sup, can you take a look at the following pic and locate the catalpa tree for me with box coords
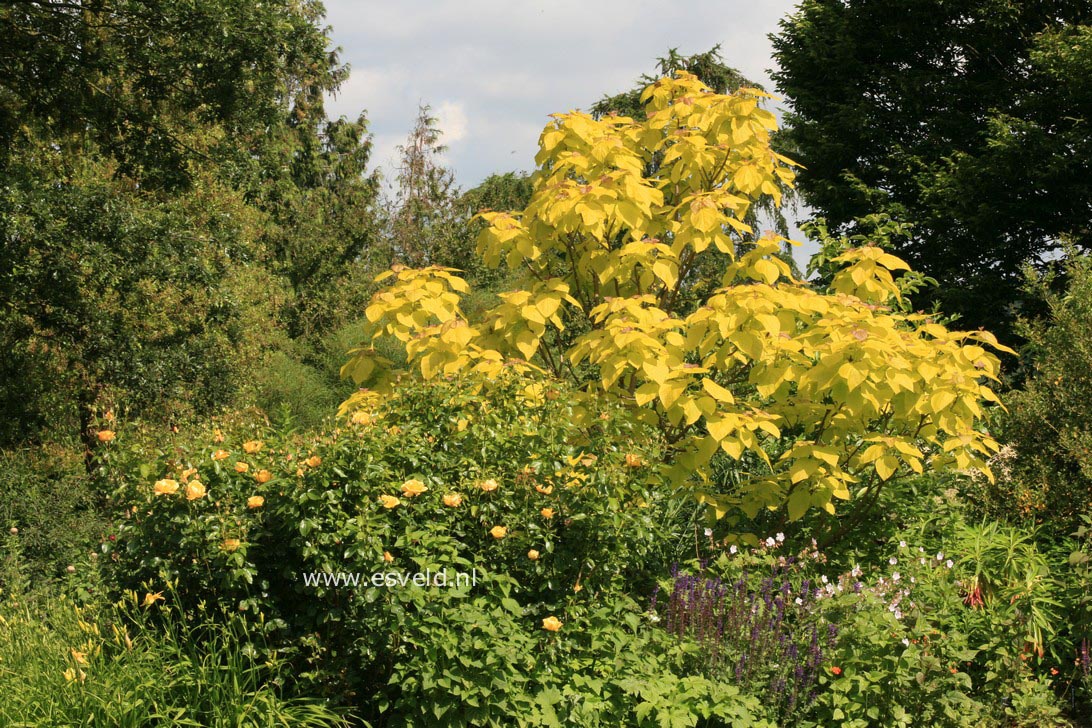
[342,72,1010,537]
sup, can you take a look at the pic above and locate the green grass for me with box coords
[0,589,353,727]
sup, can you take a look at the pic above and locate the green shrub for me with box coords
[0,445,107,583]
[108,371,743,723]
[979,254,1092,536]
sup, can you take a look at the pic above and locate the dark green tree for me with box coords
[772,1,1092,336]
[0,0,381,453]
[589,46,758,120]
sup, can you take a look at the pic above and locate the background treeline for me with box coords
[0,0,535,456]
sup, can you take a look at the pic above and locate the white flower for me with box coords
[894,609,903,619]
[936,552,944,561]
[821,575,828,584]
[899,540,907,548]
[794,597,803,605]
[730,545,738,554]
[704,528,713,537]
[765,536,776,547]
[919,558,927,565]
[851,564,862,578]
[946,559,954,569]
[892,572,901,582]
[910,576,916,584]
[648,613,661,623]
[902,638,910,646]
[776,532,785,542]
[889,557,898,565]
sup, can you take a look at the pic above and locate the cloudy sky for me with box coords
[322,0,814,258]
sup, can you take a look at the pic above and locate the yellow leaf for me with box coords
[930,390,957,413]
[701,378,735,403]
[753,258,780,285]
[652,258,679,288]
[875,455,898,481]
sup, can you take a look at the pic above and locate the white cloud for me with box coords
[320,0,817,264]
[434,100,468,144]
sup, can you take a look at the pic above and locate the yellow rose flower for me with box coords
[534,483,554,495]
[542,616,563,632]
[625,453,643,468]
[234,461,249,473]
[400,479,428,497]
[528,549,540,560]
[540,508,554,519]
[443,492,463,507]
[379,495,400,509]
[305,455,322,468]
[479,478,499,493]
[247,496,264,509]
[212,449,229,461]
[383,550,394,563]
[254,469,272,484]
[243,440,263,454]
[296,468,305,477]
[221,538,241,552]
[153,478,179,496]
[351,411,373,425]
[489,525,508,539]
[213,428,225,443]
[180,467,197,482]
[97,429,115,443]
[184,480,207,501]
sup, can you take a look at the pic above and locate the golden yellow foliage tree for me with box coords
[342,72,1011,537]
